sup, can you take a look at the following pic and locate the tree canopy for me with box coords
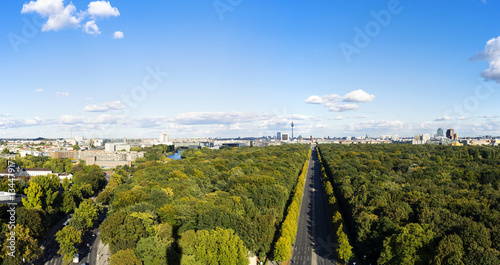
[100,145,310,262]
[318,143,500,264]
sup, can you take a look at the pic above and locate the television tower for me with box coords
[291,115,294,140]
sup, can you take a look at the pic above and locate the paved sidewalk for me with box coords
[95,236,110,265]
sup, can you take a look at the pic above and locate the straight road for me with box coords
[38,204,109,265]
[291,145,337,265]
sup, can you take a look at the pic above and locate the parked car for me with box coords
[73,253,79,263]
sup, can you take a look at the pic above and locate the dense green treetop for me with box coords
[100,145,310,262]
[318,144,500,265]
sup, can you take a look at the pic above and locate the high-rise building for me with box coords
[446,129,454,139]
[159,133,169,143]
[454,133,458,140]
[281,133,289,141]
[437,128,444,137]
[277,132,282,140]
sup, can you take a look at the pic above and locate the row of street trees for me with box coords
[0,156,106,264]
[318,144,500,265]
[317,147,353,264]
[274,150,310,262]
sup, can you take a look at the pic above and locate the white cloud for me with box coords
[329,104,359,112]
[343,89,375,103]
[24,117,44,126]
[0,117,54,129]
[471,36,500,83]
[21,0,121,34]
[84,101,126,112]
[90,114,120,124]
[56,91,69,97]
[86,97,94,101]
[0,111,323,138]
[334,115,344,120]
[483,115,498,120]
[84,20,101,35]
[324,94,343,102]
[348,120,405,131]
[113,31,124,39]
[35,89,44,92]
[306,90,374,113]
[87,1,120,18]
[434,116,452,121]
[306,94,342,105]
[168,111,274,125]
[471,120,500,134]
[58,114,121,126]
[22,0,82,32]
[21,0,64,17]
[59,115,84,125]
[305,95,324,104]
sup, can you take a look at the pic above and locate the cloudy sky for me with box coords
[1,0,500,138]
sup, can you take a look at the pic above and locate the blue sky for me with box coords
[1,0,500,138]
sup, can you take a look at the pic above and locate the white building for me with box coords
[92,139,104,147]
[19,150,49,157]
[0,167,72,182]
[160,133,169,143]
[157,134,172,145]
[24,168,54,177]
[105,143,131,152]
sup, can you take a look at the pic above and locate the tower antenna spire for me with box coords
[291,115,294,140]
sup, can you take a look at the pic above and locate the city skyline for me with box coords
[2,0,500,138]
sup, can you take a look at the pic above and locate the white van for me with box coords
[73,253,79,263]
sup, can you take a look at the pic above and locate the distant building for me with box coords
[78,150,144,169]
[50,151,75,159]
[446,129,455,140]
[92,139,104,147]
[437,128,444,137]
[0,167,71,181]
[160,133,169,143]
[454,133,458,140]
[281,133,289,141]
[277,132,282,141]
[222,143,247,148]
[105,143,130,152]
